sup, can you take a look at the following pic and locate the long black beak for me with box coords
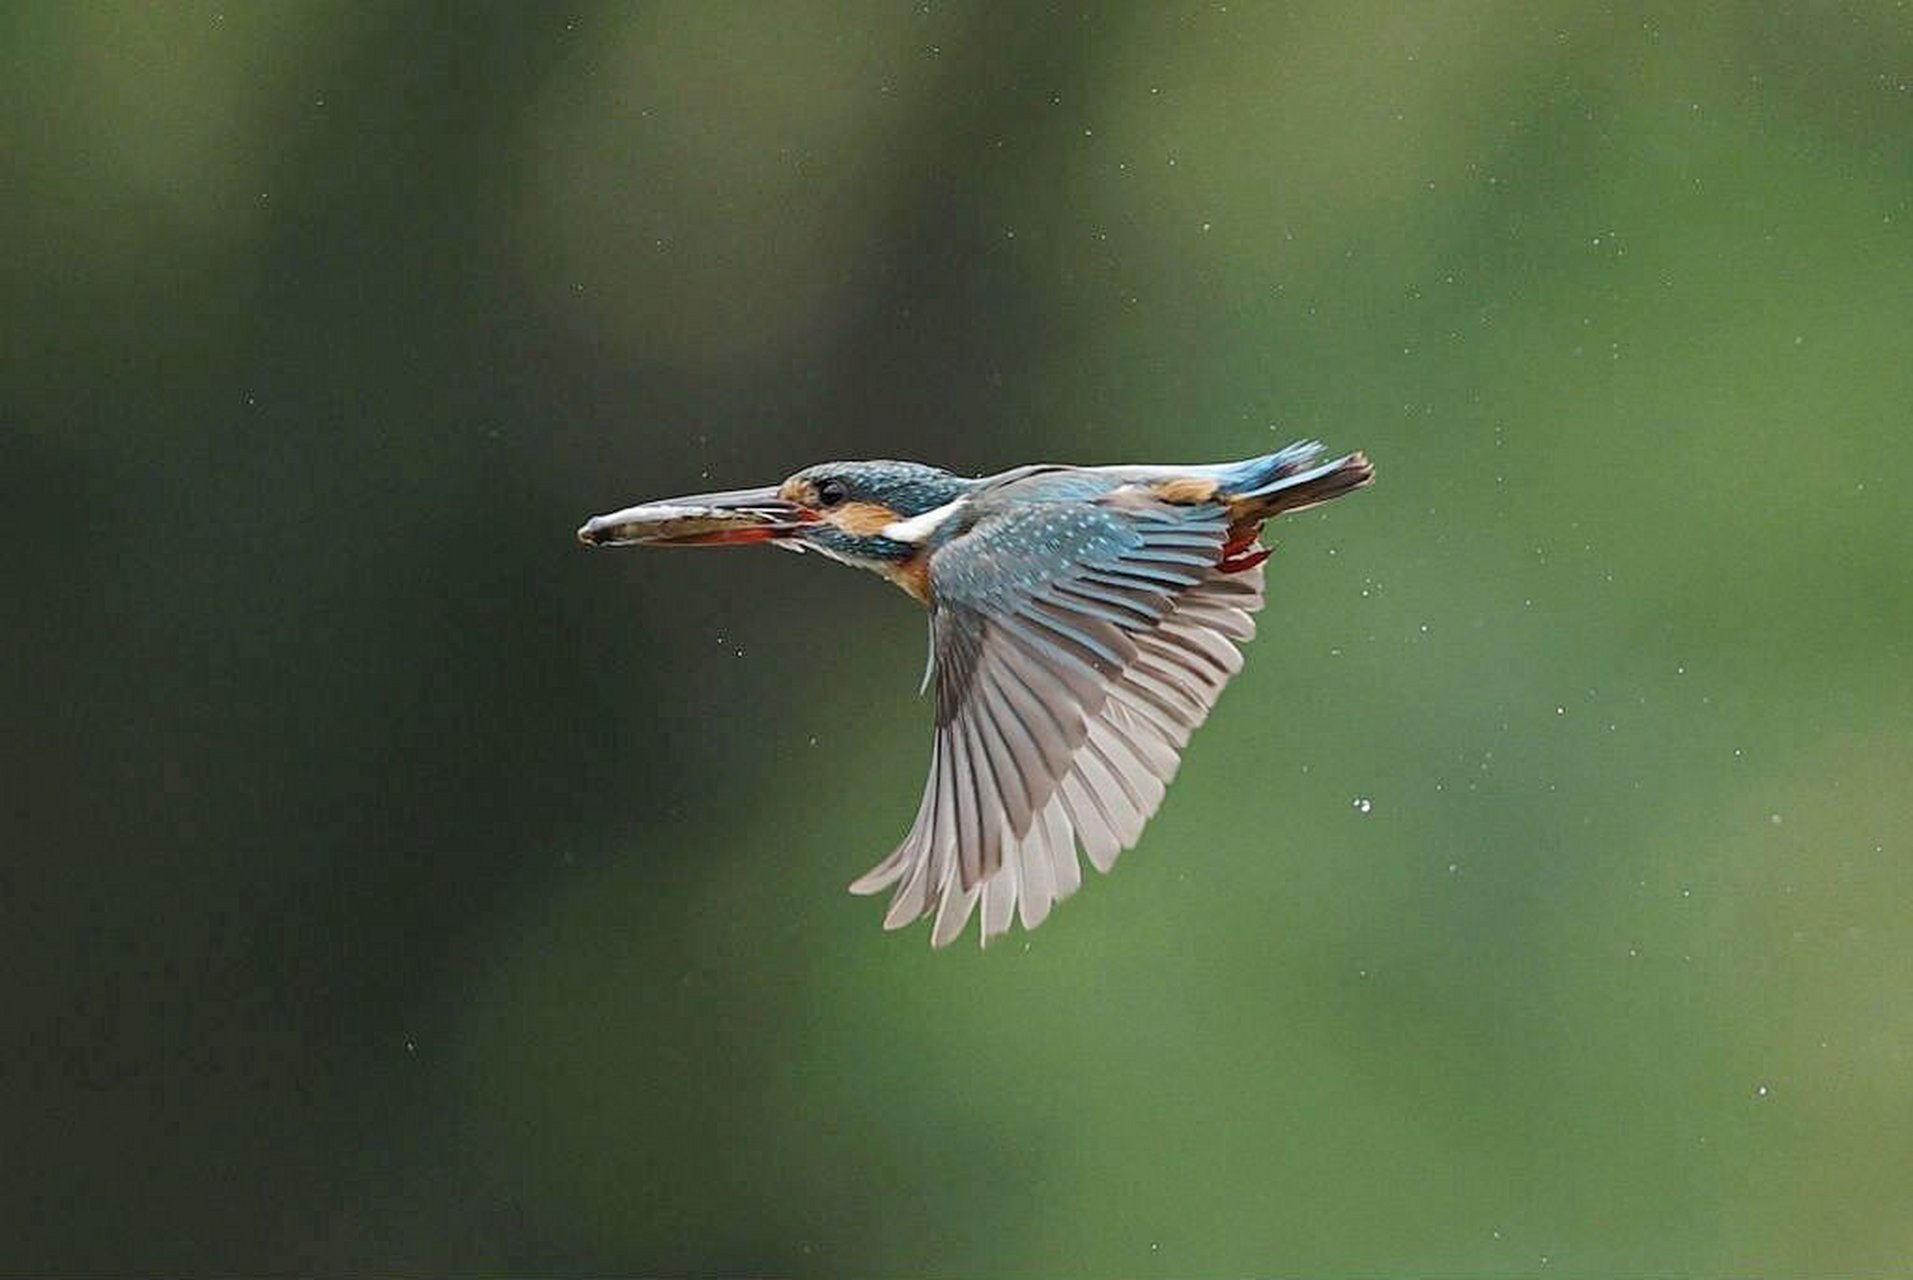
[577,484,810,548]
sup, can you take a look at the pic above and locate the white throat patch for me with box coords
[881,497,966,545]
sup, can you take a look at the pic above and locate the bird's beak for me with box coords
[577,484,812,548]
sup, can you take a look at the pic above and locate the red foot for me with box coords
[1218,546,1270,574]
[1217,527,1270,574]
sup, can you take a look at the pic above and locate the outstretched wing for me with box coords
[848,485,1267,946]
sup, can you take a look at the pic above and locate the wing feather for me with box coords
[1058,770,1120,870]
[953,709,991,889]
[1042,803,1081,902]
[852,483,1271,945]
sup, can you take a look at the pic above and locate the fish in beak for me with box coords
[577,485,812,548]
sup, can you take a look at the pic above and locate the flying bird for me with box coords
[579,441,1373,947]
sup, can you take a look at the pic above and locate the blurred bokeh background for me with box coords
[5,2,1911,1272]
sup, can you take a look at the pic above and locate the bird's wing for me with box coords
[848,489,1268,946]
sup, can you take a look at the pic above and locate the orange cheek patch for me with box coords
[834,500,901,536]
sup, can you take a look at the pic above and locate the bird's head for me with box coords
[579,459,973,576]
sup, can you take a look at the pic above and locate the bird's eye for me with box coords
[815,478,849,507]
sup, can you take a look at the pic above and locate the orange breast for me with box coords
[883,553,932,604]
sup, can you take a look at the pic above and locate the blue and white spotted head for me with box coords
[580,441,1374,947]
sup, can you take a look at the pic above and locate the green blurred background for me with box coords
[5,2,1911,1272]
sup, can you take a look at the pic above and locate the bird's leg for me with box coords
[1217,525,1272,574]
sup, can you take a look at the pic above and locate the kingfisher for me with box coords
[579,440,1373,947]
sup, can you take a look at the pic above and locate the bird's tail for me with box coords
[1222,443,1375,523]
